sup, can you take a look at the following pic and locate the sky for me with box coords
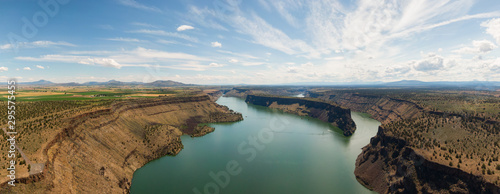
[1,0,500,84]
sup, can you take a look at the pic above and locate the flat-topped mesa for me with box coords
[245,95,356,136]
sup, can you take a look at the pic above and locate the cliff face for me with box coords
[245,95,356,136]
[205,90,224,102]
[1,95,242,193]
[320,92,500,193]
[355,126,500,193]
[324,93,423,124]
[224,88,250,98]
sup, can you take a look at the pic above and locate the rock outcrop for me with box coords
[355,126,500,193]
[245,95,356,136]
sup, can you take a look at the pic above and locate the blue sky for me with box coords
[1,0,500,84]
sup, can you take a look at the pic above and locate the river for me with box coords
[130,96,380,193]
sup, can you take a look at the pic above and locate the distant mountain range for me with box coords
[278,80,500,88]
[381,80,500,88]
[19,79,500,89]
[19,79,194,87]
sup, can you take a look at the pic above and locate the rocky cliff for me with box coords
[245,95,356,136]
[355,126,500,193]
[318,91,500,193]
[322,93,423,124]
[224,88,250,98]
[0,95,242,193]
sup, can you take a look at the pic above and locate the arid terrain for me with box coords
[0,86,242,193]
[309,87,500,193]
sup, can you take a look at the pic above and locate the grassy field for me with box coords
[0,86,193,101]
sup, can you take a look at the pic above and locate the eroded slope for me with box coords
[0,95,242,193]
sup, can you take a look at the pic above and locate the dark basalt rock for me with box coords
[355,126,500,194]
[245,95,356,136]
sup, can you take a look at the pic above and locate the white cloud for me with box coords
[241,62,265,66]
[157,39,178,45]
[286,66,299,73]
[23,67,31,70]
[481,18,500,44]
[414,53,444,72]
[131,22,158,28]
[32,41,75,47]
[165,62,211,71]
[270,0,302,27]
[187,6,228,31]
[116,0,161,12]
[229,59,238,63]
[0,44,12,50]
[301,62,314,67]
[324,56,344,60]
[36,65,45,69]
[16,55,122,69]
[130,29,198,42]
[106,37,140,42]
[453,40,497,54]
[384,66,411,78]
[15,47,210,70]
[217,50,259,59]
[0,41,76,50]
[83,58,122,69]
[207,0,497,60]
[0,67,8,72]
[211,41,222,47]
[230,12,318,57]
[126,47,209,61]
[257,0,271,11]
[177,25,194,31]
[209,63,224,67]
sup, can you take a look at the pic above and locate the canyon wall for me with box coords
[355,126,499,193]
[322,93,423,124]
[1,95,242,193]
[245,95,356,136]
[224,88,250,98]
[320,92,499,193]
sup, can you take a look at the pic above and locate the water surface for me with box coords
[131,97,380,193]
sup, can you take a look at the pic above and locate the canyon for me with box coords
[314,90,500,193]
[0,95,242,193]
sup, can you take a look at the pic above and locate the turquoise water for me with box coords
[130,97,380,194]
